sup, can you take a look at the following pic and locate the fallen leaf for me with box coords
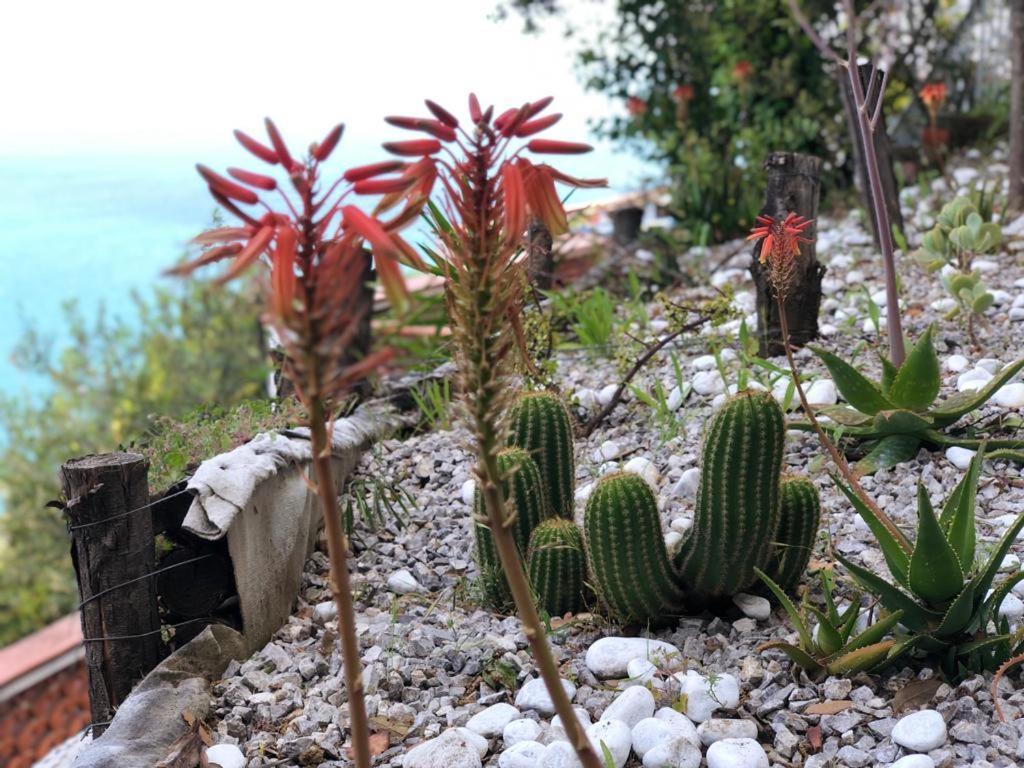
[348,732,390,760]
[807,724,822,751]
[893,677,942,713]
[805,699,854,715]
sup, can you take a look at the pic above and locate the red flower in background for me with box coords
[626,96,647,117]
[920,82,948,113]
[672,84,695,103]
[732,60,753,82]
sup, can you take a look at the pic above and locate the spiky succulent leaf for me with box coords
[871,410,934,436]
[826,640,897,675]
[833,475,910,586]
[808,606,842,655]
[888,326,940,411]
[843,610,904,653]
[941,446,983,567]
[812,347,894,415]
[754,567,814,650]
[931,581,976,637]
[836,553,942,631]
[908,484,965,605]
[759,641,823,673]
[931,359,1024,427]
[854,434,923,476]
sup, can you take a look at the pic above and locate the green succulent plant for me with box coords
[834,445,1024,679]
[798,326,1024,474]
[756,567,913,676]
[508,391,576,519]
[527,518,588,617]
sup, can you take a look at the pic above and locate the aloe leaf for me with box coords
[941,445,983,567]
[833,474,911,584]
[889,327,941,410]
[758,641,824,673]
[836,553,940,631]
[837,600,861,641]
[816,405,872,426]
[844,609,903,652]
[987,449,1024,464]
[931,358,1024,427]
[811,347,894,416]
[908,484,966,605]
[931,581,976,637]
[871,410,934,436]
[979,572,1024,628]
[755,567,813,649]
[854,434,922,476]
[956,633,1014,656]
[826,640,897,675]
[880,355,898,397]
[808,606,843,655]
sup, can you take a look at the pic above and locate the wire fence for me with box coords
[67,488,192,531]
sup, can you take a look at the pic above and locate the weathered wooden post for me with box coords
[751,152,825,357]
[527,218,554,292]
[62,452,162,735]
[840,64,904,247]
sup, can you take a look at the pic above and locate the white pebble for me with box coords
[692,354,717,370]
[551,706,592,733]
[891,756,936,768]
[623,456,660,486]
[593,440,622,462]
[994,382,1024,409]
[667,385,689,411]
[943,354,969,373]
[466,702,520,738]
[654,707,701,748]
[455,728,489,758]
[575,388,599,411]
[705,737,769,768]
[806,379,837,406]
[956,368,993,392]
[499,740,546,768]
[574,482,594,503]
[402,730,484,768]
[586,637,681,678]
[631,717,672,758]
[663,530,683,555]
[671,467,700,499]
[692,370,726,396]
[891,709,947,752]
[601,685,655,727]
[502,718,541,747]
[674,670,740,722]
[999,591,1024,620]
[515,677,577,716]
[697,718,758,746]
[1001,554,1021,572]
[539,741,579,768]
[945,447,975,470]
[976,358,1002,374]
[586,719,632,768]
[205,745,246,768]
[387,569,424,595]
[732,593,770,621]
[597,384,618,406]
[642,736,702,768]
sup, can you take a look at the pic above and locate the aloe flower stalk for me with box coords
[170,119,420,768]
[355,94,606,768]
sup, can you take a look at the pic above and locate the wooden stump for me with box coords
[840,64,905,247]
[527,218,554,292]
[62,452,162,735]
[751,152,825,357]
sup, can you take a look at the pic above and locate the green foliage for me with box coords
[409,378,452,431]
[508,391,576,519]
[583,472,687,625]
[765,478,822,591]
[544,287,616,349]
[757,567,912,677]
[0,278,269,646]
[473,447,549,609]
[527,518,587,617]
[804,327,1024,474]
[834,446,1024,679]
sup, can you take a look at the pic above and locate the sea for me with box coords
[0,145,652,409]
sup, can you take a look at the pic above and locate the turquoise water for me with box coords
[0,146,649,406]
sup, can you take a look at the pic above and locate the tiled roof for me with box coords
[0,615,90,768]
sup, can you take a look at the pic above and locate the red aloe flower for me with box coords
[747,213,815,300]
[626,96,647,117]
[672,84,695,103]
[732,59,753,82]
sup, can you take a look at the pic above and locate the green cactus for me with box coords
[473,447,548,608]
[584,472,686,625]
[508,391,576,519]
[674,390,786,599]
[764,477,822,590]
[527,518,587,617]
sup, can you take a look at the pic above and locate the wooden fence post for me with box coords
[61,452,162,736]
[527,218,555,292]
[751,152,825,357]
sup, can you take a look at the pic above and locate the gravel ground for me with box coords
[207,147,1024,768]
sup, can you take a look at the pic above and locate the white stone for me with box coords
[994,383,1024,409]
[539,741,580,768]
[943,354,970,373]
[870,289,888,306]
[670,468,700,499]
[632,717,673,758]
[974,258,998,273]
[732,593,770,621]
[574,483,594,504]
[1014,293,1024,308]
[502,718,542,748]
[945,447,975,470]
[666,385,689,411]
[692,370,726,396]
[403,730,484,768]
[1011,307,1024,322]
[456,728,489,758]
[663,531,683,554]
[594,440,622,462]
[499,740,547,768]
[692,354,718,370]
[601,685,655,728]
[654,707,701,748]
[697,718,758,746]
[819,322,837,337]
[806,379,837,406]
[205,745,246,768]
[466,703,521,738]
[387,569,424,595]
[598,384,619,406]
[312,600,337,622]
[642,736,702,768]
[461,479,476,506]
[991,289,1012,306]
[957,368,993,392]
[551,706,592,733]
[675,670,740,722]
[891,755,937,768]
[586,719,632,768]
[575,388,598,412]
[586,637,681,678]
[1001,554,1021,572]
[670,516,693,534]
[999,591,1024,620]
[771,377,799,410]
[515,677,576,716]
[705,738,769,768]
[952,167,979,186]
[1004,213,1024,236]
[624,456,660,486]
[891,709,947,752]
[977,357,1002,374]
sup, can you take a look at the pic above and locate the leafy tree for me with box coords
[0,277,268,645]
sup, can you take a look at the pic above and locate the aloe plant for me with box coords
[796,326,1024,474]
[833,446,1024,679]
[756,567,913,676]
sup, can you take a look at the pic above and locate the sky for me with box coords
[0,0,639,173]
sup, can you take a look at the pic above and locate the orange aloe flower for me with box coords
[747,213,814,301]
[732,60,753,83]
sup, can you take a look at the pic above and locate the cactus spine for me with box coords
[584,472,687,625]
[527,518,587,617]
[765,477,821,590]
[674,390,786,599]
[509,392,575,519]
[474,447,548,608]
